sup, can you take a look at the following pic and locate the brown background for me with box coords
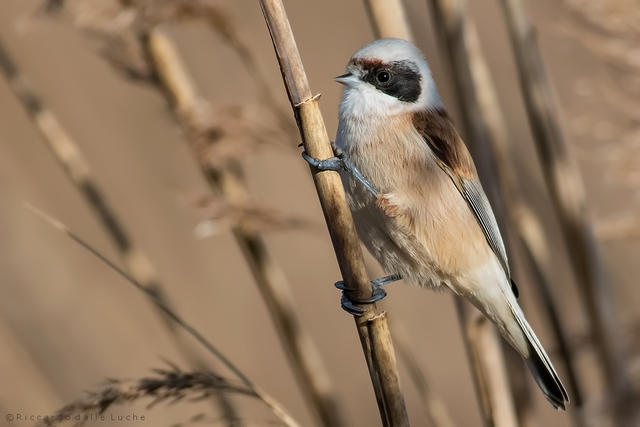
[0,0,638,426]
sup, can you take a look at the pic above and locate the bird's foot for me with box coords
[301,152,343,172]
[301,143,379,197]
[334,273,401,316]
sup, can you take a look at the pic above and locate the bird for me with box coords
[302,38,569,410]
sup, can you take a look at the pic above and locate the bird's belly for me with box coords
[344,169,491,288]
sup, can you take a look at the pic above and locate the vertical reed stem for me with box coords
[145,27,346,427]
[393,325,456,427]
[498,0,626,397]
[365,1,518,425]
[0,38,241,426]
[259,1,410,425]
[362,0,413,42]
[456,304,520,427]
[424,0,533,423]
[426,0,584,422]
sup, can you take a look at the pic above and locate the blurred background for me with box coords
[0,0,638,426]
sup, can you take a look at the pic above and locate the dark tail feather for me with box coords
[509,301,569,409]
[526,351,569,410]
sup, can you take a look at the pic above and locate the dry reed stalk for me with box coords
[595,214,640,243]
[365,1,518,425]
[554,318,640,363]
[423,1,531,423]
[517,230,585,427]
[362,0,413,42]
[149,0,294,133]
[461,16,584,411]
[27,205,300,427]
[452,302,519,427]
[145,27,346,427]
[514,207,584,411]
[36,367,258,427]
[46,0,294,134]
[456,305,520,427]
[0,38,241,426]
[40,1,295,161]
[425,0,584,420]
[498,0,627,398]
[259,0,410,425]
[392,325,456,427]
[40,2,324,423]
[361,260,454,426]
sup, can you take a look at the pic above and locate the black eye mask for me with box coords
[362,60,422,103]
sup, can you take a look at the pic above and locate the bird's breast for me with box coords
[336,113,491,280]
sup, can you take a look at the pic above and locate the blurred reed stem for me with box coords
[259,0,410,425]
[362,0,413,42]
[425,0,584,422]
[365,1,518,425]
[144,26,346,427]
[425,1,538,424]
[452,7,584,411]
[517,218,585,425]
[0,37,242,426]
[498,0,627,402]
[456,304,520,427]
[363,261,455,427]
[36,367,259,427]
[392,325,456,427]
[26,205,300,427]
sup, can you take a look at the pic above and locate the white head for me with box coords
[337,38,442,118]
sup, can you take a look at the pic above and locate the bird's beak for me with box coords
[334,72,359,86]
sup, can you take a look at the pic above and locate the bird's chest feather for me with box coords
[336,113,489,280]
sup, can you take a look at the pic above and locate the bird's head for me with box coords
[337,38,441,117]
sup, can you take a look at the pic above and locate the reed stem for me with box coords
[145,27,346,427]
[426,0,584,422]
[0,37,242,425]
[498,0,626,399]
[365,1,518,425]
[260,1,410,425]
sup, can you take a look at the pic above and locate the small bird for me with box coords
[303,38,569,409]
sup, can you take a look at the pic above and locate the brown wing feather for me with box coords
[412,108,512,279]
[412,109,476,179]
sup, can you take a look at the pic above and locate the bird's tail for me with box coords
[507,299,569,410]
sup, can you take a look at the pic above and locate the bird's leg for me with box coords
[334,273,402,316]
[303,143,398,315]
[371,273,402,287]
[301,143,379,197]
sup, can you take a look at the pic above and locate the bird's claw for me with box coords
[333,274,400,316]
[301,149,379,197]
[330,141,345,158]
[301,151,345,172]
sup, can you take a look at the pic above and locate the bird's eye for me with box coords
[376,71,391,83]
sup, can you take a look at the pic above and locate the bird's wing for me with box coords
[412,109,511,279]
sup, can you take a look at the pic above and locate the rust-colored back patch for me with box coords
[412,108,477,179]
